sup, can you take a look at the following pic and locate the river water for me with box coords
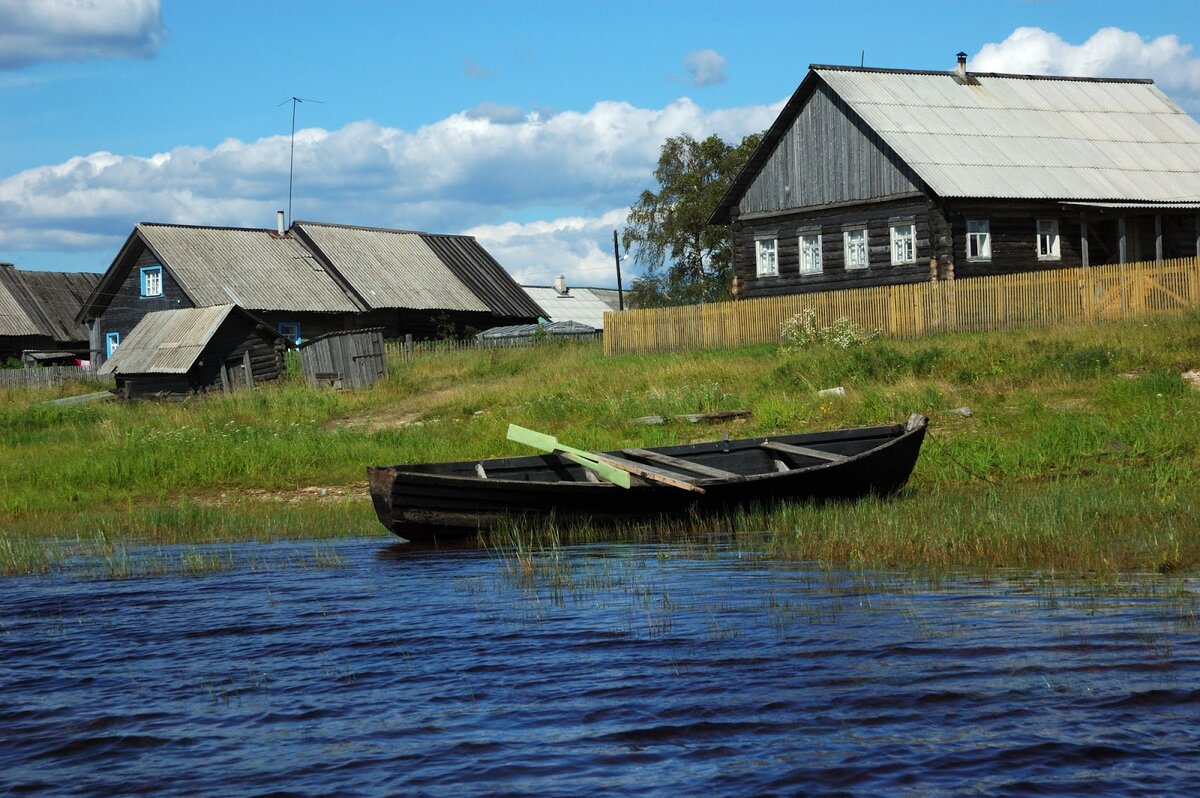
[3,538,1199,797]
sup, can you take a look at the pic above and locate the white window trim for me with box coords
[843,228,868,270]
[799,232,823,274]
[755,237,778,277]
[140,265,163,298]
[890,223,916,266]
[966,219,991,262]
[1037,219,1061,261]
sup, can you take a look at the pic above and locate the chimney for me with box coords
[554,274,568,295]
[276,210,286,236]
[956,51,968,79]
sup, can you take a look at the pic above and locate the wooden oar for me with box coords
[507,424,631,489]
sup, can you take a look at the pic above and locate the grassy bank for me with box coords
[2,310,1198,576]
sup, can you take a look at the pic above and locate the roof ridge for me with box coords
[810,63,1154,84]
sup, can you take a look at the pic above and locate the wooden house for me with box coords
[711,55,1200,300]
[0,263,100,363]
[521,274,623,331]
[77,216,544,366]
[97,304,289,397]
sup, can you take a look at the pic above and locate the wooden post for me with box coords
[1195,213,1199,259]
[1155,213,1163,262]
[243,350,254,390]
[1118,217,1127,264]
[1080,215,1089,268]
[404,333,413,359]
[219,363,231,393]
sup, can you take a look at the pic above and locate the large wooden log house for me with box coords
[711,55,1200,299]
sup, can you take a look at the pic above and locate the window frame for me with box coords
[277,321,302,345]
[1037,219,1061,261]
[843,227,868,270]
[754,237,779,278]
[798,231,823,274]
[105,331,120,358]
[890,223,917,266]
[966,219,991,261]
[139,265,163,298]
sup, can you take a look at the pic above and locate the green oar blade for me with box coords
[507,424,631,489]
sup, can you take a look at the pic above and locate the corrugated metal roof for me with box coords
[417,233,546,319]
[815,67,1200,201]
[99,304,238,375]
[138,224,361,312]
[0,264,45,337]
[293,222,489,312]
[522,286,622,329]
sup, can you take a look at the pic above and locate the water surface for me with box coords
[3,539,1199,796]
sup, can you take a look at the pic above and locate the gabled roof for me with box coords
[80,220,545,321]
[98,304,283,375]
[713,64,1200,222]
[0,263,99,340]
[136,223,362,312]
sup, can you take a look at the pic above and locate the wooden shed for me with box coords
[98,304,289,398]
[297,328,388,389]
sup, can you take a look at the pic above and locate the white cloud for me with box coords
[0,96,782,279]
[466,209,630,288]
[683,49,728,87]
[973,27,1200,103]
[0,0,164,69]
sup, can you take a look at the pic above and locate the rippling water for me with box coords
[3,539,1199,797]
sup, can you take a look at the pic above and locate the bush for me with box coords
[781,309,879,351]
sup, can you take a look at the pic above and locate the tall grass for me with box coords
[2,311,1198,575]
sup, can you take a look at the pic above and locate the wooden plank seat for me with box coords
[621,448,744,481]
[759,440,851,463]
[566,451,708,493]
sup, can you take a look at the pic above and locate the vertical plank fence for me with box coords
[604,258,1200,355]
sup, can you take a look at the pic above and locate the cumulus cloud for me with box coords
[683,49,728,87]
[466,209,630,288]
[973,27,1200,103]
[463,102,526,124]
[0,0,164,69]
[0,96,782,279]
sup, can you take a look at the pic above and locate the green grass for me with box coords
[2,313,1198,577]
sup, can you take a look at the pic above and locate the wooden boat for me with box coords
[368,414,928,543]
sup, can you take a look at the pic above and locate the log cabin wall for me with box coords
[732,197,948,298]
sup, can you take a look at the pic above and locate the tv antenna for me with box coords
[278,96,324,226]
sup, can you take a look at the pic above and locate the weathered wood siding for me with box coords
[97,248,191,362]
[739,82,923,216]
[298,328,388,389]
[733,198,947,299]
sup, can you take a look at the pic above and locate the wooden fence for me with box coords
[384,333,602,360]
[603,257,1200,355]
[0,366,115,389]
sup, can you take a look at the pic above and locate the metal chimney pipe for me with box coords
[956,51,968,78]
[277,210,286,236]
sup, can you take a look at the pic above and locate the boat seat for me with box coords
[621,448,743,481]
[759,441,851,463]
[585,452,707,493]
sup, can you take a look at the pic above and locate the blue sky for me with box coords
[3,0,1200,287]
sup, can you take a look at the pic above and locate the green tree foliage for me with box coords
[622,131,762,307]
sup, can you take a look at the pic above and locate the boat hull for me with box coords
[368,417,927,543]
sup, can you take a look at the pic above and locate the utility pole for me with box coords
[612,229,625,311]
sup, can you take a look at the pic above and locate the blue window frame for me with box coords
[105,332,121,358]
[140,265,163,297]
[277,322,301,345]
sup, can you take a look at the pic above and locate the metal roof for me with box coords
[814,66,1200,201]
[522,286,622,329]
[293,222,489,312]
[137,224,361,312]
[99,304,240,375]
[418,233,546,318]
